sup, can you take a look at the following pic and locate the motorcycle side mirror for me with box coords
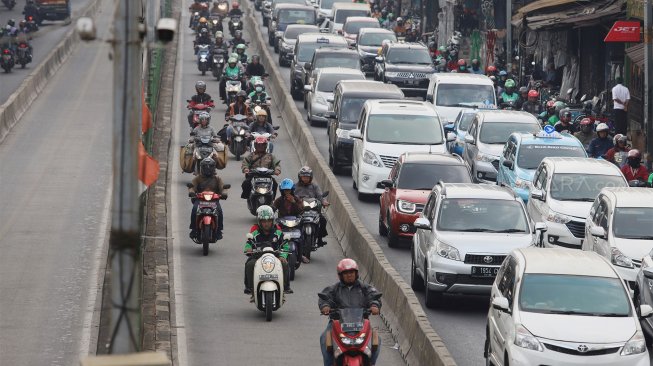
[223,184,231,189]
[186,183,194,188]
[371,293,382,300]
[318,293,330,301]
[186,99,191,102]
[273,126,280,130]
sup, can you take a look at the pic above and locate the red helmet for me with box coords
[232,1,239,8]
[486,65,497,73]
[546,100,556,109]
[457,59,467,66]
[579,117,592,126]
[527,90,539,98]
[254,135,268,144]
[337,258,358,274]
[628,149,641,158]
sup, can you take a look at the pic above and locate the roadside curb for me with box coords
[0,0,102,144]
[242,4,457,366]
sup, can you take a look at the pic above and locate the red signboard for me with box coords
[604,21,641,42]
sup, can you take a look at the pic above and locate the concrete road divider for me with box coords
[242,4,457,366]
[0,0,102,144]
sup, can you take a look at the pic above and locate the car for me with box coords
[462,110,541,183]
[485,247,651,366]
[373,42,435,98]
[356,28,396,75]
[378,153,472,247]
[263,0,309,27]
[315,0,348,21]
[326,81,404,174]
[277,24,319,65]
[268,4,316,48]
[339,16,379,47]
[584,188,653,287]
[497,127,588,202]
[303,67,365,125]
[327,2,370,33]
[302,47,360,92]
[350,100,453,199]
[444,109,476,155]
[290,33,348,100]
[425,73,497,125]
[412,183,544,308]
[635,248,653,344]
[527,157,628,249]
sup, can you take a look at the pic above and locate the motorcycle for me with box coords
[319,293,382,366]
[186,99,214,128]
[248,98,273,124]
[189,11,201,29]
[208,15,223,33]
[192,135,220,174]
[277,216,303,280]
[246,167,276,215]
[214,1,229,17]
[499,100,517,110]
[249,131,277,153]
[228,15,242,36]
[299,191,328,260]
[197,44,211,75]
[224,75,243,105]
[249,247,285,321]
[187,183,230,256]
[1,48,15,73]
[16,42,32,68]
[25,16,39,33]
[211,48,227,80]
[2,0,15,10]
[228,114,250,160]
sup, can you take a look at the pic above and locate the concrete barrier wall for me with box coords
[243,6,457,366]
[0,0,102,144]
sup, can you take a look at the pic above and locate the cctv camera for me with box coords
[76,17,96,41]
[156,18,177,43]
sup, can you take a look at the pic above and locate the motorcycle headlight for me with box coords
[545,210,571,224]
[256,187,270,194]
[384,72,399,78]
[475,152,498,163]
[396,199,416,214]
[611,247,634,268]
[203,193,213,201]
[436,242,461,261]
[362,150,383,167]
[514,324,543,352]
[261,256,276,273]
[514,178,531,190]
[303,200,317,209]
[621,331,647,356]
[238,129,246,135]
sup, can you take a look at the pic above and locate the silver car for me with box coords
[304,67,365,125]
[277,24,319,65]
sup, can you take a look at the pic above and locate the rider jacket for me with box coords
[588,137,614,158]
[191,93,213,104]
[573,131,596,149]
[224,65,242,78]
[273,195,303,217]
[248,91,269,103]
[244,226,289,259]
[228,8,243,16]
[294,182,323,200]
[621,165,649,182]
[318,280,382,311]
[192,125,218,138]
[190,175,224,195]
[248,121,274,134]
[227,102,250,117]
[499,92,519,104]
[246,62,266,77]
[241,152,281,174]
[521,101,542,116]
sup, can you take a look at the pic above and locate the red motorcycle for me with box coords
[186,99,215,128]
[187,184,229,256]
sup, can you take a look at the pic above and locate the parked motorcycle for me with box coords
[246,167,276,215]
[15,42,32,68]
[224,75,243,105]
[211,48,228,80]
[2,0,16,10]
[186,99,214,128]
[228,114,250,160]
[277,216,303,280]
[187,183,230,256]
[228,15,242,36]
[1,48,15,73]
[299,191,328,260]
[250,247,285,321]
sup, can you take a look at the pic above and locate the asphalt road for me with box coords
[0,0,92,104]
[169,6,405,366]
[0,0,112,364]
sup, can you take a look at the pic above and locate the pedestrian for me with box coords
[612,76,630,136]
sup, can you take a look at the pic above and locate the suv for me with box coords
[527,157,628,249]
[349,100,452,199]
[263,0,308,27]
[304,67,365,125]
[302,47,360,91]
[290,33,348,100]
[425,73,497,124]
[462,110,541,183]
[378,153,472,247]
[412,183,543,308]
[583,188,653,286]
[339,16,379,47]
[356,28,396,74]
[373,42,435,98]
[277,24,319,65]
[267,4,316,47]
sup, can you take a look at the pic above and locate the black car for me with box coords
[267,4,316,47]
[374,42,435,98]
[303,47,360,91]
[277,24,319,65]
[356,28,396,75]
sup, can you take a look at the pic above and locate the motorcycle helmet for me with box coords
[498,70,507,76]
[200,157,216,177]
[7,19,15,27]
[396,17,403,25]
[527,89,539,99]
[579,118,593,132]
[19,20,26,29]
[298,166,313,182]
[251,55,260,63]
[236,90,247,100]
[199,17,207,24]
[200,28,208,35]
[215,30,223,38]
[596,122,610,135]
[559,109,572,123]
[381,9,388,17]
[337,258,359,278]
[627,149,642,168]
[486,65,497,74]
[195,80,207,93]
[256,205,275,226]
[254,135,268,152]
[234,30,243,38]
[545,100,556,112]
[198,111,211,125]
[279,178,295,193]
[254,80,265,93]
[457,58,467,71]
[387,13,394,21]
[227,57,238,65]
[489,75,497,83]
[504,79,515,92]
[614,133,627,146]
[471,58,480,68]
[232,1,239,9]
[553,100,567,113]
[256,108,268,117]
[236,43,246,53]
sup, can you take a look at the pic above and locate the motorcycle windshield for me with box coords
[200,136,212,144]
[339,308,364,333]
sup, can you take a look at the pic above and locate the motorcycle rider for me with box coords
[214,31,229,52]
[196,16,209,33]
[248,109,276,151]
[319,259,382,366]
[521,90,542,116]
[294,166,329,248]
[188,81,214,126]
[456,59,469,73]
[220,57,244,101]
[381,13,394,29]
[233,42,248,63]
[554,109,576,133]
[539,100,559,126]
[225,90,253,143]
[188,157,225,240]
[498,79,519,107]
[23,0,40,24]
[485,65,497,77]
[241,136,281,198]
[273,178,304,218]
[588,123,614,158]
[470,58,483,74]
[244,205,292,300]
[392,17,406,37]
[246,55,266,77]
[248,80,269,102]
[229,30,247,50]
[191,112,218,139]
[604,134,630,166]
[573,118,596,150]
[621,150,649,182]
[228,1,243,16]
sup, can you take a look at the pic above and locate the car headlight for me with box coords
[336,128,350,139]
[362,150,383,167]
[256,187,270,194]
[621,331,647,356]
[514,178,531,190]
[436,242,461,261]
[545,210,571,224]
[396,199,416,214]
[514,324,543,352]
[611,248,634,268]
[384,71,399,78]
[475,152,498,163]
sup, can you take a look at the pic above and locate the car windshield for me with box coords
[517,145,586,169]
[314,54,359,69]
[284,26,317,39]
[549,174,627,201]
[436,84,496,107]
[335,9,368,23]
[397,164,471,190]
[367,114,443,145]
[318,73,364,92]
[519,274,631,317]
[386,48,432,64]
[612,208,653,239]
[359,32,396,46]
[340,97,366,123]
[343,20,379,34]
[320,0,344,10]
[457,113,475,131]
[278,10,315,24]
[436,198,529,232]
[480,122,540,144]
[298,43,342,62]
[273,0,306,6]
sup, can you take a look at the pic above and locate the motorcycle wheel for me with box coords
[288,253,296,281]
[264,291,274,321]
[202,225,211,256]
[303,234,313,260]
[201,70,206,76]
[21,62,26,69]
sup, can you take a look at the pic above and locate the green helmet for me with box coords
[438,46,446,52]
[256,205,275,223]
[230,52,239,59]
[236,43,247,50]
[228,57,238,64]
[504,79,516,88]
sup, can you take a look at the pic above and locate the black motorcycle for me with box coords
[187,183,230,256]
[16,42,32,68]
[276,216,303,280]
[2,0,16,10]
[1,47,15,73]
[228,114,249,160]
[192,135,219,174]
[211,48,228,80]
[228,15,242,36]
[246,167,276,215]
[299,191,328,260]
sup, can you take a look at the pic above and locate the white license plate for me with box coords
[285,231,301,238]
[259,274,279,280]
[198,202,217,208]
[471,266,499,277]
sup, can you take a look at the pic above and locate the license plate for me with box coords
[259,274,279,280]
[471,266,499,277]
[285,231,301,238]
[198,201,217,208]
[253,178,270,183]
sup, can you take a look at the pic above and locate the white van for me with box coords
[327,3,370,33]
[425,73,497,125]
[349,100,453,199]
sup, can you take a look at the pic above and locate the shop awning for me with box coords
[626,43,644,68]
[512,0,626,30]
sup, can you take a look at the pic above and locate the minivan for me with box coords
[425,73,497,125]
[328,3,370,33]
[290,33,348,99]
[268,4,317,47]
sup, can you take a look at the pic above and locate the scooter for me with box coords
[16,42,32,68]
[250,246,285,321]
[197,44,211,75]
[187,183,230,256]
[191,135,220,174]
[224,75,243,105]
[299,191,328,260]
[186,100,214,128]
[228,15,242,36]
[211,48,227,80]
[0,48,15,73]
[277,216,302,280]
[249,131,276,153]
[228,114,249,160]
[246,167,276,215]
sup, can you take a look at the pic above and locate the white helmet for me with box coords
[596,123,609,132]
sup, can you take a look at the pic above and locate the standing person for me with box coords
[612,76,630,136]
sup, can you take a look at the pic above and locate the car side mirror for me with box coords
[374,56,383,63]
[337,29,343,35]
[492,296,510,314]
[534,222,547,233]
[348,129,362,139]
[379,179,393,189]
[413,217,431,230]
[444,123,455,132]
[425,94,433,102]
[502,159,514,170]
[304,62,312,69]
[641,304,653,319]
[223,184,231,189]
[643,268,653,280]
[530,189,545,201]
[446,132,456,142]
[304,85,313,92]
[325,111,336,119]
[590,226,606,239]
[464,135,475,145]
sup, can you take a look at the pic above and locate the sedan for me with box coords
[304,67,365,126]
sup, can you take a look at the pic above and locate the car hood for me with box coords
[358,45,379,55]
[436,232,534,255]
[385,63,435,73]
[313,91,332,103]
[281,37,296,46]
[611,237,653,261]
[477,142,503,158]
[395,189,429,204]
[520,312,636,344]
[366,141,447,157]
[548,199,593,219]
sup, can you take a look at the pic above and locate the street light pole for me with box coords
[645,0,653,162]
[506,0,512,72]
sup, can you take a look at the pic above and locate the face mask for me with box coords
[628,158,641,168]
[255,86,263,93]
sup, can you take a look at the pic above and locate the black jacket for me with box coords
[191,93,213,104]
[246,63,266,77]
[318,280,382,311]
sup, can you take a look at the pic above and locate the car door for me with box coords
[527,164,548,225]
[351,108,367,182]
[463,117,479,173]
[382,162,400,222]
[490,257,517,360]
[415,192,436,271]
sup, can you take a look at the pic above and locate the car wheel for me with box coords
[484,327,494,366]
[410,250,424,291]
[352,178,357,190]
[424,261,442,308]
[387,215,399,248]
[378,210,387,236]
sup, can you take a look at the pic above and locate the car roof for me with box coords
[274,3,315,11]
[430,73,493,85]
[542,157,624,176]
[600,187,653,208]
[437,183,518,200]
[285,24,319,31]
[297,33,348,43]
[336,80,403,96]
[359,28,394,35]
[477,110,539,124]
[511,132,583,147]
[331,2,369,10]
[515,247,617,278]
[344,16,377,23]
[316,67,365,78]
[313,47,358,55]
[399,152,464,165]
[365,100,436,115]
[387,42,427,50]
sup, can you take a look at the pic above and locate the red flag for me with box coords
[142,87,153,133]
[139,142,160,187]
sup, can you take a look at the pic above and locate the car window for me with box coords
[479,122,541,144]
[397,163,472,190]
[436,198,529,233]
[386,48,432,64]
[589,197,601,222]
[503,141,515,160]
[435,84,496,107]
[534,166,547,189]
[468,119,478,139]
[317,73,364,92]
[278,9,315,24]
[334,9,368,23]
[341,97,367,124]
[497,257,516,307]
[598,200,609,230]
[390,162,400,182]
[314,54,360,69]
[517,145,586,169]
[549,174,627,201]
[343,20,379,34]
[358,32,396,46]
[612,208,653,239]
[358,108,367,132]
[457,113,474,131]
[366,114,443,145]
[424,193,437,222]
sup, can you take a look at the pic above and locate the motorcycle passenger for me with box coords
[234,42,248,63]
[188,81,214,125]
[554,109,576,133]
[604,134,630,165]
[470,58,482,74]
[273,178,303,218]
[294,166,329,248]
[319,259,382,366]
[521,90,542,116]
[499,79,519,106]
[220,57,243,101]
[228,1,243,16]
[244,205,292,300]
[588,123,614,158]
[573,118,596,150]
[241,136,281,198]
[245,55,266,77]
[456,59,469,73]
[188,158,225,240]
[621,149,649,182]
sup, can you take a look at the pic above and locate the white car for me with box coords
[527,157,628,249]
[485,247,652,366]
[583,188,653,286]
[304,67,365,125]
[349,100,453,199]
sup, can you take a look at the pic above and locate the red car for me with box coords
[378,152,472,247]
